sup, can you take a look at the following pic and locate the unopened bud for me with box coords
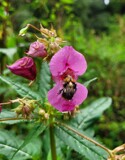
[44,113,49,119]
[39,109,45,115]
[26,41,47,58]
[22,105,31,118]
[7,56,36,80]
[19,25,29,36]
[63,114,70,120]
[13,105,23,115]
[44,102,52,108]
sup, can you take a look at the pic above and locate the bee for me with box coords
[59,76,77,100]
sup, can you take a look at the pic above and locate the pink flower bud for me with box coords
[7,56,36,80]
[26,41,47,58]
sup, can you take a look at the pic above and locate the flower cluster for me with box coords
[7,25,63,80]
[7,25,88,113]
[48,46,88,112]
[7,41,47,80]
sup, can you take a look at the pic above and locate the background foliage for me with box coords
[0,0,125,159]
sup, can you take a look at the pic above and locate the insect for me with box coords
[59,75,77,100]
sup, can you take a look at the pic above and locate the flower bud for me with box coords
[26,41,47,58]
[13,104,23,115]
[44,113,49,119]
[7,56,36,80]
[39,109,45,115]
[19,25,29,36]
[22,105,31,118]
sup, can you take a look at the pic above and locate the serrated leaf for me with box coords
[0,76,41,100]
[0,130,41,160]
[55,125,108,160]
[84,77,97,87]
[0,110,27,124]
[38,62,51,98]
[69,97,112,129]
[11,123,47,159]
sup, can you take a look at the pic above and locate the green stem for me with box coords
[0,117,24,122]
[56,122,114,160]
[49,123,57,160]
[27,24,41,32]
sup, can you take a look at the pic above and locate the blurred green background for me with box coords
[0,0,125,151]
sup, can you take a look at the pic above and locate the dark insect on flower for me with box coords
[59,76,77,100]
[48,46,88,112]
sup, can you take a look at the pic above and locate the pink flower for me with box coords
[49,46,87,81]
[48,46,88,112]
[48,81,88,112]
[7,56,36,80]
[26,41,47,58]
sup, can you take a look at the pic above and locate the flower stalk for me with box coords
[0,99,22,107]
[27,24,41,32]
[49,123,57,160]
[0,117,24,122]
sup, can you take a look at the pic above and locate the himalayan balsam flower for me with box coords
[48,46,88,112]
[26,41,47,58]
[7,56,36,80]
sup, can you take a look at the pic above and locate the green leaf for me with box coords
[0,48,17,59]
[84,77,97,87]
[0,130,41,160]
[69,97,112,129]
[11,123,47,160]
[60,0,73,4]
[0,110,16,119]
[0,76,41,100]
[55,125,108,160]
[0,110,28,124]
[38,62,51,98]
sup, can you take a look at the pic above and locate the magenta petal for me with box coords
[48,83,76,112]
[66,46,87,75]
[49,46,87,77]
[72,82,88,106]
[48,82,88,112]
[49,47,68,77]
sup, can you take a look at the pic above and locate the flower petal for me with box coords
[48,83,75,112]
[48,82,88,112]
[50,46,87,78]
[50,47,68,77]
[72,82,88,106]
[67,46,87,75]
